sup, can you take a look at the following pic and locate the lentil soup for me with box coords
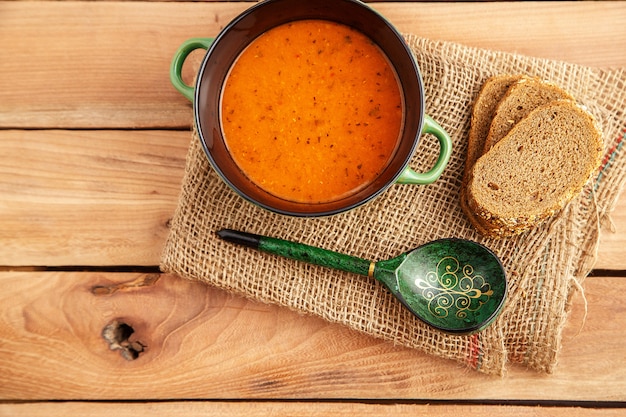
[220,20,403,204]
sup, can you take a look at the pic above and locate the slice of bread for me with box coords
[463,75,524,186]
[482,77,575,154]
[461,75,524,234]
[466,100,603,237]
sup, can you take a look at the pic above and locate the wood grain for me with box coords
[1,129,624,268]
[0,1,624,129]
[0,129,188,266]
[1,401,625,417]
[0,271,624,401]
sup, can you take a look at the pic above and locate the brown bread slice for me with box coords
[463,75,524,184]
[482,77,575,154]
[467,100,603,237]
[460,75,524,233]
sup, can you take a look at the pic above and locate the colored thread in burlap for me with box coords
[161,35,626,375]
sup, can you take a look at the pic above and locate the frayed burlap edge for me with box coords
[161,35,626,375]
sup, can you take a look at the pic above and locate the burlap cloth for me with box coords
[161,35,626,375]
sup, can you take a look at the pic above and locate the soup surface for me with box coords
[221,19,403,204]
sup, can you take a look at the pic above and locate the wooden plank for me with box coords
[0,1,624,129]
[0,401,624,417]
[0,129,188,266]
[596,193,626,270]
[0,1,246,129]
[1,129,624,268]
[0,271,624,401]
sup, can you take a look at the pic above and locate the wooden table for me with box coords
[1,1,625,415]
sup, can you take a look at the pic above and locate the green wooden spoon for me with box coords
[217,229,507,334]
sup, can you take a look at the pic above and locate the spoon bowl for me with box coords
[382,238,507,333]
[217,229,507,334]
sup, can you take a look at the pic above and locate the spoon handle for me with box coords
[217,229,373,276]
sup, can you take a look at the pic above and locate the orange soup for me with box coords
[220,20,403,203]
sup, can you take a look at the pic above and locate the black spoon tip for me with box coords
[216,229,261,249]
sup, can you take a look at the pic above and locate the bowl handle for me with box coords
[396,115,452,184]
[170,38,215,102]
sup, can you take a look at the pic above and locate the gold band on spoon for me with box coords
[368,262,376,278]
